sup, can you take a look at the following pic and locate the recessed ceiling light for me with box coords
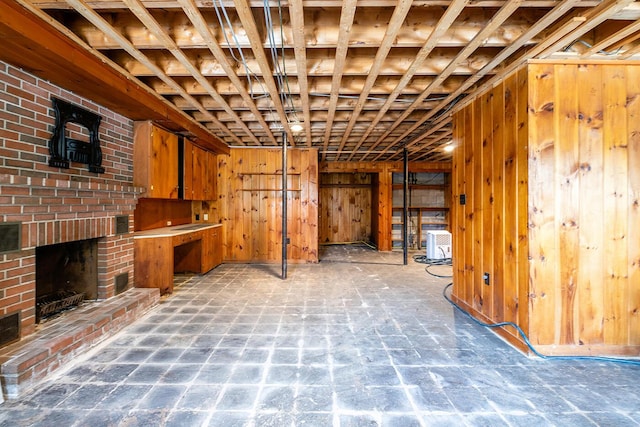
[443,144,455,153]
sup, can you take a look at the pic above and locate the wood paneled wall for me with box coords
[319,173,373,244]
[217,148,318,263]
[451,61,640,356]
[320,161,450,251]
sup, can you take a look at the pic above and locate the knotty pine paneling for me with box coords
[217,148,318,263]
[319,161,451,251]
[319,173,373,244]
[452,62,640,356]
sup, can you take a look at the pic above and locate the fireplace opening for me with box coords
[35,238,99,322]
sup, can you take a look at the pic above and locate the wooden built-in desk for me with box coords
[134,224,222,295]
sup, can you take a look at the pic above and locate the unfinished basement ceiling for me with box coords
[9,0,640,161]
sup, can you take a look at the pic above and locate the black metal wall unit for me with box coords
[48,97,104,173]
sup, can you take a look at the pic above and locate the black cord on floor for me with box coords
[412,254,453,278]
[441,282,640,366]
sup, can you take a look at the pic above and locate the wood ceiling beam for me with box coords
[0,0,229,154]
[70,8,544,51]
[540,0,636,58]
[288,0,312,146]
[365,0,523,160]
[320,0,358,160]
[123,0,258,145]
[334,0,417,159]
[233,0,295,143]
[620,40,640,58]
[581,19,640,56]
[177,0,277,144]
[369,0,584,161]
[410,132,453,161]
[62,0,244,146]
[346,0,469,161]
[30,1,602,9]
[112,50,500,78]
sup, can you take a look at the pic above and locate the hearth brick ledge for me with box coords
[0,287,160,400]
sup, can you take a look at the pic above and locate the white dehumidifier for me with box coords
[426,230,451,259]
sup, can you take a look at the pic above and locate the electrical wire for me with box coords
[413,254,453,278]
[213,0,261,97]
[441,282,640,366]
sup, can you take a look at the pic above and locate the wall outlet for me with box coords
[195,214,200,221]
[203,213,209,221]
[166,220,172,226]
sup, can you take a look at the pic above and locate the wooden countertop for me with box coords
[134,223,221,238]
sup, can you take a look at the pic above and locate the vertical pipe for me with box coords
[403,146,408,265]
[282,132,288,279]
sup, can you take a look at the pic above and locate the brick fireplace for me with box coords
[0,61,159,398]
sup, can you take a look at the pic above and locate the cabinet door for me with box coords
[134,237,174,295]
[205,151,218,201]
[134,121,179,199]
[150,125,179,199]
[202,227,222,272]
[192,145,207,200]
[182,139,194,200]
[212,227,222,266]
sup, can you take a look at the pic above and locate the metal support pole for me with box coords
[403,146,408,266]
[282,132,288,279]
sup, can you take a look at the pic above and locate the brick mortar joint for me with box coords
[0,174,145,194]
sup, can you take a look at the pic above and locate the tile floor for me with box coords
[1,245,639,426]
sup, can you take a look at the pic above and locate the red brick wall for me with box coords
[0,61,142,339]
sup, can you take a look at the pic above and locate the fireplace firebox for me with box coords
[35,239,99,322]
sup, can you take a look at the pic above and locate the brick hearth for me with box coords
[0,287,159,400]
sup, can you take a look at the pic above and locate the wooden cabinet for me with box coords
[134,225,222,295]
[205,151,217,201]
[182,139,217,201]
[202,226,222,272]
[182,138,194,200]
[191,144,207,200]
[134,121,179,199]
[134,236,174,295]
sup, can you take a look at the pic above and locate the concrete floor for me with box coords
[1,245,639,426]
